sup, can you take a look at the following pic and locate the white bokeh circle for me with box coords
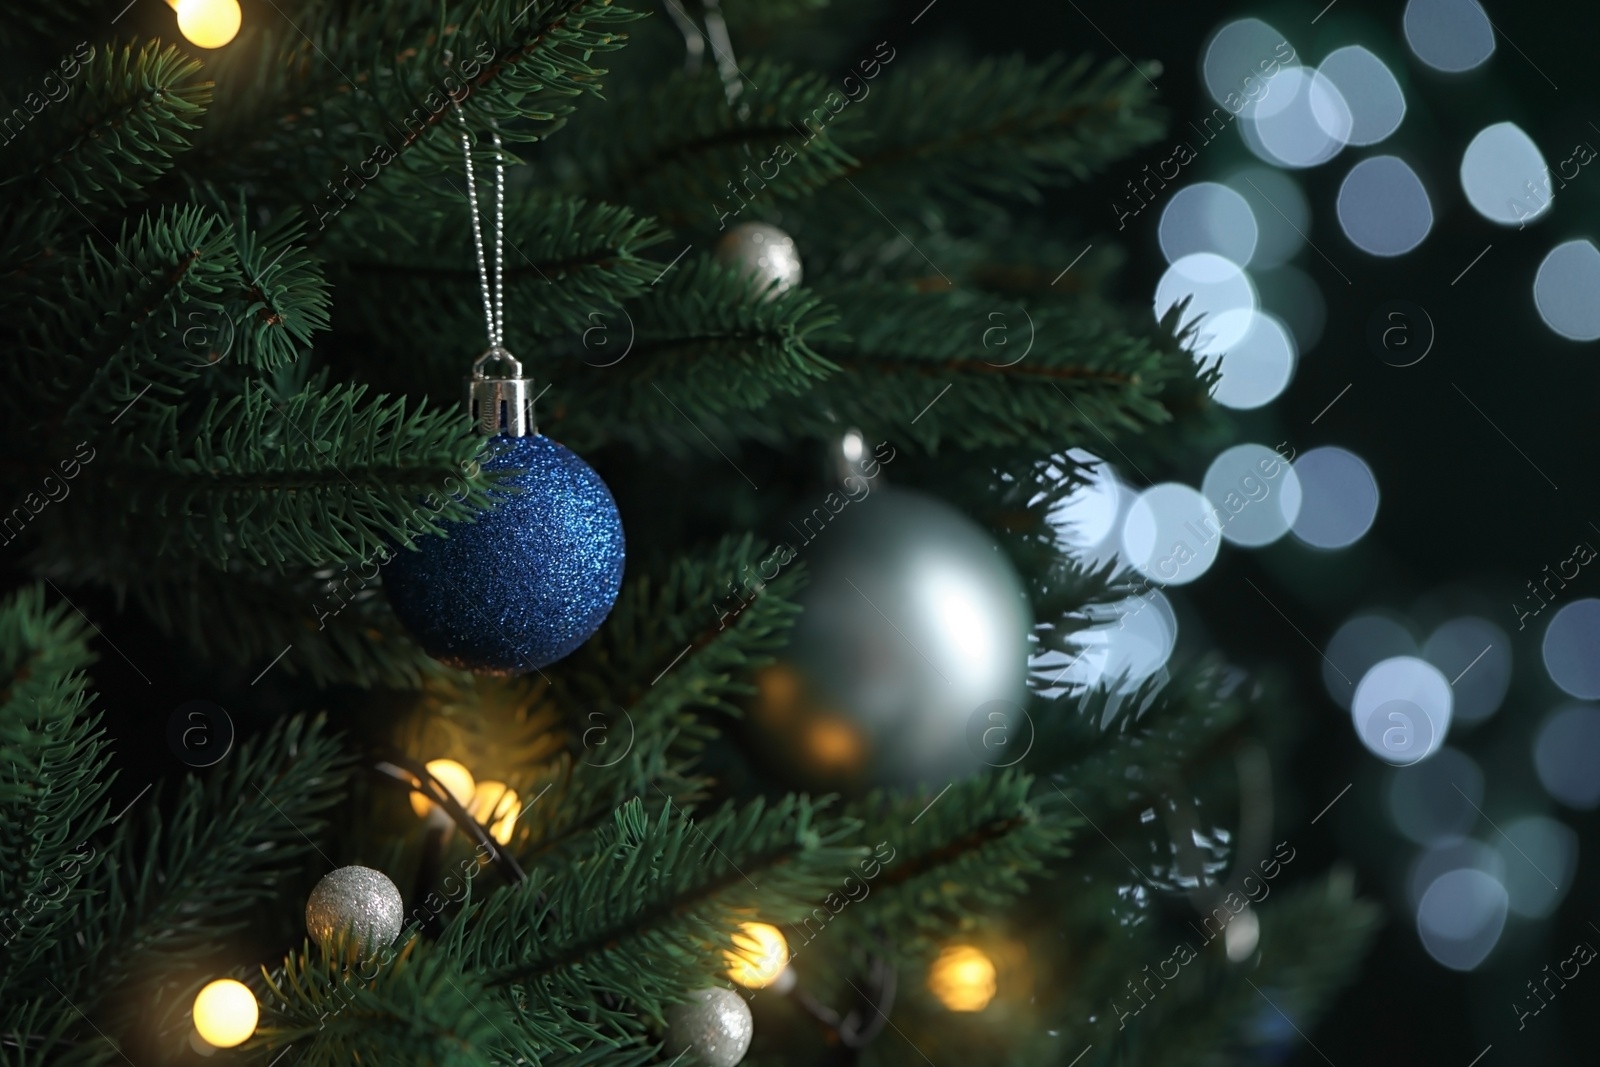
[1460,122,1552,226]
[1353,655,1453,765]
[1534,240,1600,342]
[1291,447,1379,549]
[1317,45,1406,146]
[1200,443,1302,546]
[1160,183,1260,266]
[1338,156,1433,257]
[1122,483,1222,587]
[1155,253,1258,354]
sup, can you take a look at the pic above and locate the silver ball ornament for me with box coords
[664,987,754,1067]
[305,865,404,955]
[751,487,1033,788]
[714,222,802,297]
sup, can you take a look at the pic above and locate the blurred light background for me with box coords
[935,0,1600,1061]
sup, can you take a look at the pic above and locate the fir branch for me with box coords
[556,533,805,715]
[188,0,641,206]
[116,558,443,689]
[1029,658,1273,898]
[740,286,1205,454]
[0,995,81,1067]
[0,42,209,220]
[38,374,498,569]
[260,936,533,1067]
[400,0,643,153]
[51,715,350,1038]
[10,205,235,453]
[534,1040,662,1067]
[222,206,332,372]
[1032,658,1255,800]
[549,258,839,451]
[1083,872,1380,1066]
[0,585,112,999]
[328,191,667,357]
[555,59,859,226]
[519,536,804,868]
[812,53,1165,219]
[830,770,1073,961]
[455,796,860,1047]
[395,674,569,787]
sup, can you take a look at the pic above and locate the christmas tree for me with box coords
[0,2,1378,1064]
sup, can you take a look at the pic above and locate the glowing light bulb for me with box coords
[928,945,996,1012]
[192,978,258,1048]
[842,431,864,462]
[408,758,476,819]
[1225,907,1260,961]
[804,716,866,772]
[469,780,521,845]
[171,0,241,49]
[725,921,789,988]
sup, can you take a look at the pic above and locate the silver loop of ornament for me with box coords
[471,345,522,380]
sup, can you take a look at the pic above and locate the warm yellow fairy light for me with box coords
[927,945,996,1012]
[469,780,522,845]
[192,978,258,1048]
[408,758,476,818]
[168,0,241,49]
[725,921,789,988]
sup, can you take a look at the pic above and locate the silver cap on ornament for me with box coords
[464,346,536,438]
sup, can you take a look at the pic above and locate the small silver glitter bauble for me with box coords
[751,487,1033,789]
[664,987,753,1067]
[305,866,404,955]
[714,222,802,297]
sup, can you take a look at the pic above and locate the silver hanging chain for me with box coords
[663,0,706,72]
[700,0,747,113]
[664,0,747,115]
[455,106,534,437]
[456,105,506,351]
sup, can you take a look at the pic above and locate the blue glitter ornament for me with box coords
[383,341,624,673]
[383,434,624,673]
